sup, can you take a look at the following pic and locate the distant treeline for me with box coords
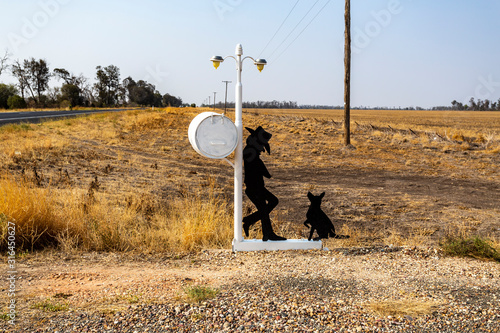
[203,100,344,109]
[202,98,500,111]
[445,98,500,111]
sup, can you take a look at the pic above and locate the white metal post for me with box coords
[234,44,244,243]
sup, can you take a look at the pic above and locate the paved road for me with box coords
[0,108,138,125]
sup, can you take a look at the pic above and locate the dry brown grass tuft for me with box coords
[151,182,233,252]
[58,178,233,253]
[1,172,233,253]
[0,176,65,250]
[367,299,441,318]
[125,112,174,131]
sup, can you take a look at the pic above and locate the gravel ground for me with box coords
[2,246,499,332]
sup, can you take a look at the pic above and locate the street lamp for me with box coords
[210,44,266,248]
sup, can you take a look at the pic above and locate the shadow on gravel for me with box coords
[223,276,364,299]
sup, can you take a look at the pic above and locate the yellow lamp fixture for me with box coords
[210,56,224,69]
[254,59,267,72]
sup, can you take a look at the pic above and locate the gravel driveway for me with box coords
[2,247,499,332]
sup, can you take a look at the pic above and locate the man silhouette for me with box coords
[242,126,286,241]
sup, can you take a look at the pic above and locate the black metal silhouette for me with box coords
[304,192,350,241]
[243,126,286,241]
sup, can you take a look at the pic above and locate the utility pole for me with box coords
[208,96,211,107]
[222,81,231,114]
[213,92,217,111]
[222,80,232,115]
[344,0,351,146]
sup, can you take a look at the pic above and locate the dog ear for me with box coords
[320,192,325,199]
[245,127,255,135]
[307,192,313,200]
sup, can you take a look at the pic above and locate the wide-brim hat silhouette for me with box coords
[245,126,272,154]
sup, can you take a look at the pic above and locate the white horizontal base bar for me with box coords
[232,239,323,252]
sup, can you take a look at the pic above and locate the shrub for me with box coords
[59,99,71,109]
[183,285,219,303]
[0,84,18,109]
[440,235,500,262]
[7,95,27,109]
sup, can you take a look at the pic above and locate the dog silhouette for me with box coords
[304,192,350,241]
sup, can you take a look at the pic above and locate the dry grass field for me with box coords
[0,107,499,254]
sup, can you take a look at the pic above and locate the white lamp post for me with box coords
[211,44,322,251]
[211,44,261,245]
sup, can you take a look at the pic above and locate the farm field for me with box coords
[249,108,500,133]
[0,107,499,251]
[1,107,499,332]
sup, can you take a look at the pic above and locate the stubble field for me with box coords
[0,107,499,252]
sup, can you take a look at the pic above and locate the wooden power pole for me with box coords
[344,0,351,146]
[222,80,232,115]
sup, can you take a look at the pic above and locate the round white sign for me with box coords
[188,112,238,159]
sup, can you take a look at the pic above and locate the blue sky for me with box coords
[0,0,499,108]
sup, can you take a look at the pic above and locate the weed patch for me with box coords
[440,235,500,262]
[32,298,69,312]
[183,285,219,303]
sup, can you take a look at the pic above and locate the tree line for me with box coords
[202,100,300,109]
[204,98,500,111]
[0,52,184,110]
[447,98,500,111]
[203,100,347,109]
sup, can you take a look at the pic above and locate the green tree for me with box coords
[53,68,88,107]
[27,58,50,104]
[123,76,159,106]
[61,84,82,107]
[94,65,120,106]
[469,97,477,111]
[163,93,182,107]
[11,58,50,105]
[53,68,87,87]
[11,60,29,99]
[153,92,163,107]
[0,83,18,109]
[7,95,27,109]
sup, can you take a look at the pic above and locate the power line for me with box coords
[273,0,332,62]
[258,0,301,58]
[268,0,322,60]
